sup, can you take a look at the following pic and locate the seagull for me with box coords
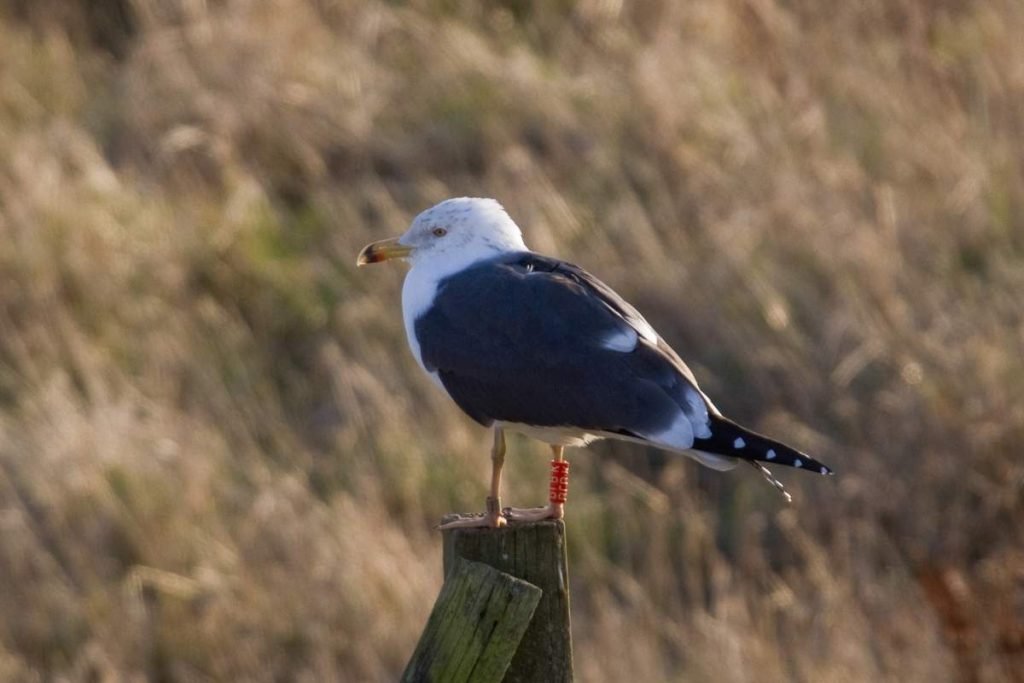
[358,197,832,528]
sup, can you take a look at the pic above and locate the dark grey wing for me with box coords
[414,252,709,444]
[414,252,833,475]
[529,255,705,391]
[529,257,833,474]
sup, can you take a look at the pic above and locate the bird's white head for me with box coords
[357,198,528,277]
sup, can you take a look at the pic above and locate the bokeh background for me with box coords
[1,1,1022,681]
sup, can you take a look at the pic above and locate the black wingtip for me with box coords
[795,460,835,476]
[698,415,835,476]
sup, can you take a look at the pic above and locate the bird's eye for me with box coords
[432,227,448,237]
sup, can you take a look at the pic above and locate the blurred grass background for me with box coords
[0,0,1022,680]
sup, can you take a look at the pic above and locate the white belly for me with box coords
[499,423,737,471]
[498,422,604,447]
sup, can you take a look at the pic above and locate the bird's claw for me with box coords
[503,502,564,522]
[436,514,507,530]
[436,497,507,530]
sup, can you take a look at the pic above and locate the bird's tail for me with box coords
[691,416,833,503]
[693,415,834,476]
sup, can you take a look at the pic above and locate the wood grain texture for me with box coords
[401,557,542,683]
[442,518,574,683]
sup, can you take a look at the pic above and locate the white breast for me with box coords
[401,265,444,388]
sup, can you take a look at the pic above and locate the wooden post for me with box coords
[442,519,574,682]
[401,557,542,683]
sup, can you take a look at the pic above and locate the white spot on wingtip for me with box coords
[794,458,803,468]
[766,449,776,460]
[820,466,829,475]
[733,437,745,449]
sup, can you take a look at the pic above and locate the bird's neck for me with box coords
[411,241,523,283]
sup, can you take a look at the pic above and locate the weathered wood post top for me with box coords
[402,518,574,683]
[442,518,573,683]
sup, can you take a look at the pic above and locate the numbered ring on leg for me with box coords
[549,460,570,505]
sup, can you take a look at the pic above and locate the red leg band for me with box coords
[549,460,570,505]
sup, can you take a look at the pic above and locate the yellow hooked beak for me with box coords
[356,237,413,266]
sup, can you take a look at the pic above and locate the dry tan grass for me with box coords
[1,0,1022,680]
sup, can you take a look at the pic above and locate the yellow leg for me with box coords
[489,427,505,504]
[438,428,508,529]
